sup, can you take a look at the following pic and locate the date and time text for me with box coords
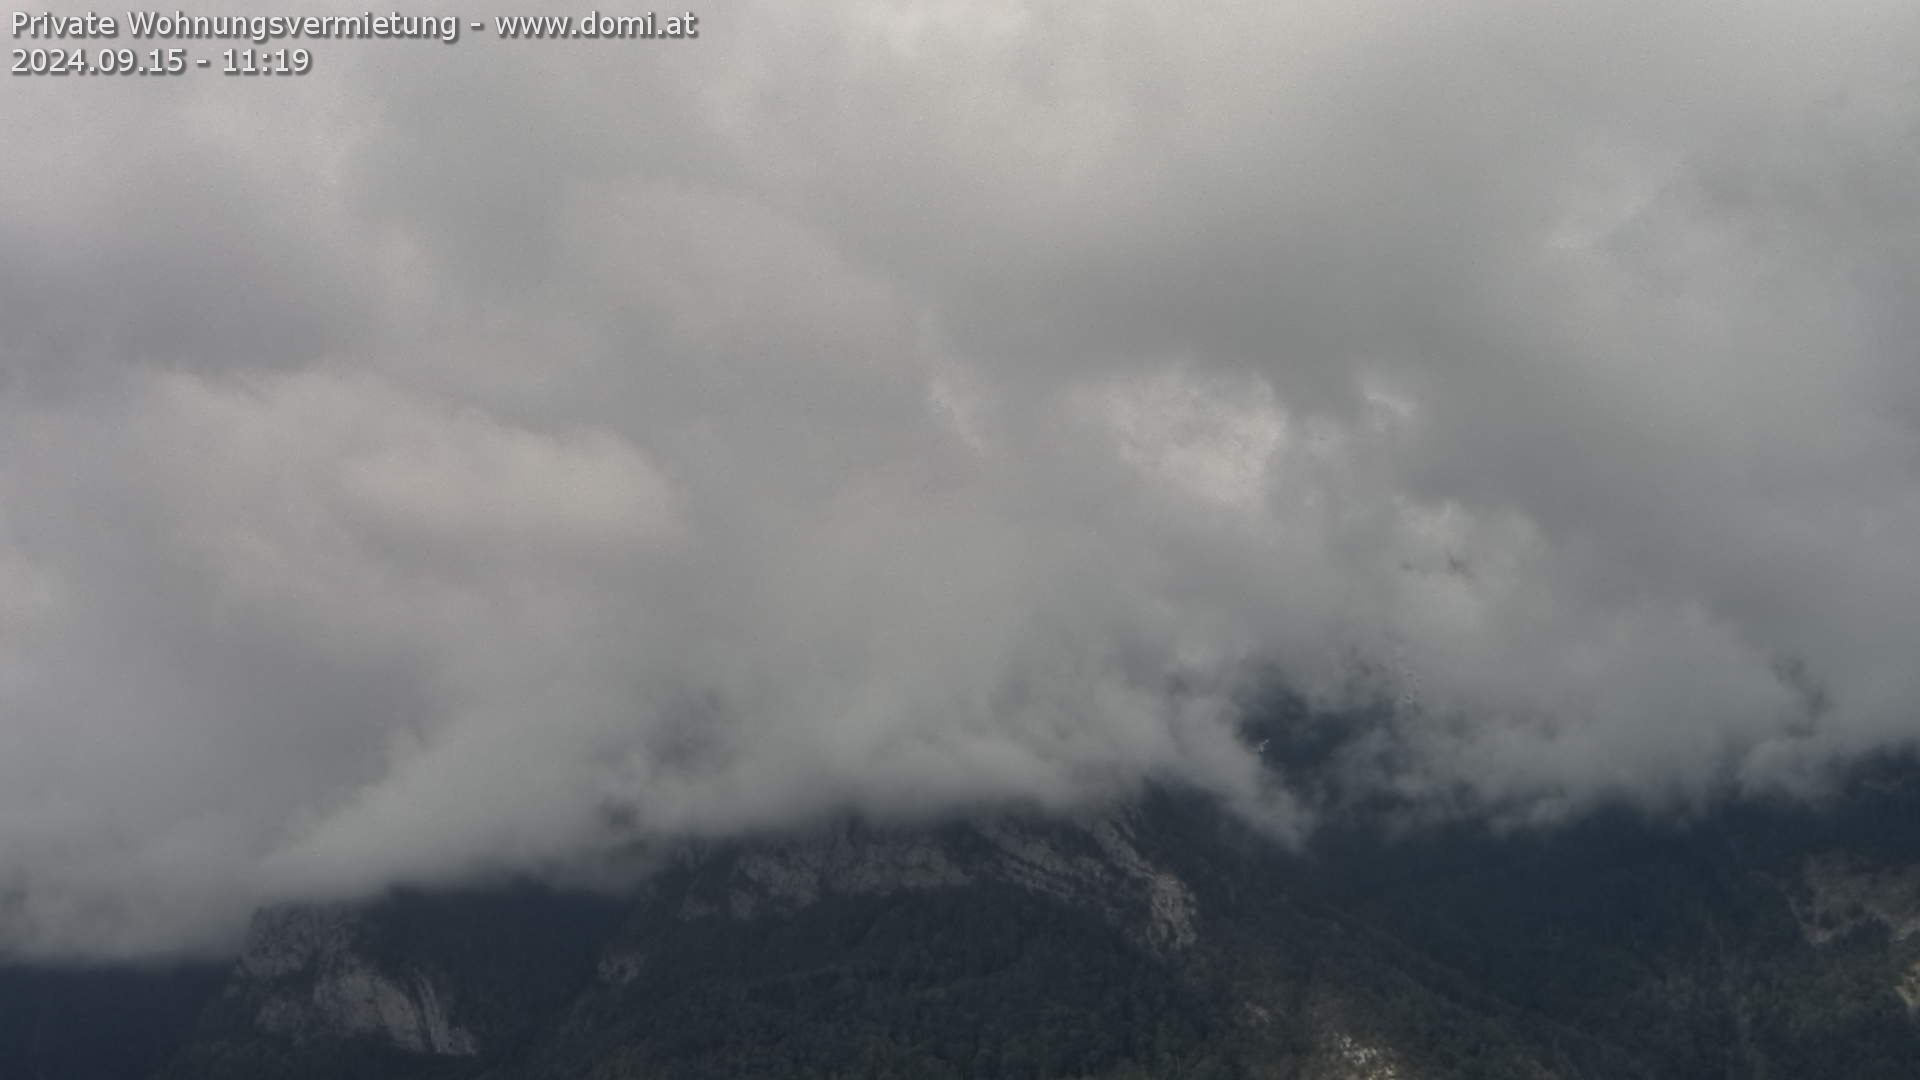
[13,9,700,76]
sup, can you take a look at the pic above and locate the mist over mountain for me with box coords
[9,757,1920,1079]
[4,0,1920,972]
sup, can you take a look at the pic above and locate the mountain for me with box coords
[7,761,1920,1078]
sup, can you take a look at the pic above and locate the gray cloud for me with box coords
[3,0,1919,957]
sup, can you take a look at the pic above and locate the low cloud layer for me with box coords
[4,0,1920,957]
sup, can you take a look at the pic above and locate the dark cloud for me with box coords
[3,0,1919,957]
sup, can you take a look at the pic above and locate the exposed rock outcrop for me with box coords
[1791,853,1920,1018]
[1795,853,1920,945]
[231,905,478,1056]
[674,811,1198,953]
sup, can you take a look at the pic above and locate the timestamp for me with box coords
[221,48,312,76]
[10,46,314,77]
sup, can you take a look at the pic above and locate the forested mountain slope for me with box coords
[8,760,1920,1079]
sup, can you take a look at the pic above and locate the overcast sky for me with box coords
[4,0,1920,958]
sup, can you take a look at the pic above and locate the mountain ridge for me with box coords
[7,760,1920,1078]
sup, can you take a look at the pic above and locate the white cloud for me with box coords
[2,0,1919,957]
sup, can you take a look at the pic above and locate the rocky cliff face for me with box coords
[667,813,1198,952]
[1795,852,1920,945]
[24,770,1920,1079]
[167,803,1442,1079]
[229,905,478,1056]
[1795,852,1920,1016]
[180,809,1217,1072]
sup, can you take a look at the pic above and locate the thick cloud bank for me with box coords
[4,1,1920,957]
